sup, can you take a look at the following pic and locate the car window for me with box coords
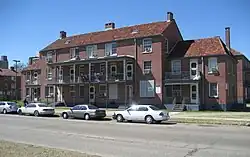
[127,106,137,111]
[0,102,5,106]
[72,106,79,110]
[137,107,148,111]
[7,102,17,106]
[79,106,87,110]
[88,105,98,110]
[38,104,48,107]
[27,104,36,108]
[149,106,160,110]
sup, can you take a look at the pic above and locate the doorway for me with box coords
[89,86,95,103]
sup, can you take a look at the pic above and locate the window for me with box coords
[72,105,80,110]
[164,39,169,54]
[79,85,84,97]
[70,85,75,97]
[149,106,160,110]
[26,88,30,96]
[38,103,48,107]
[99,84,107,97]
[26,72,30,80]
[79,106,87,110]
[45,86,54,97]
[105,42,117,56]
[142,38,152,52]
[171,60,181,74]
[11,76,15,81]
[88,105,98,110]
[46,52,53,62]
[46,67,52,80]
[137,107,149,111]
[143,61,152,74]
[209,83,218,97]
[70,47,79,59]
[208,57,218,72]
[127,106,137,111]
[140,80,155,97]
[86,45,97,58]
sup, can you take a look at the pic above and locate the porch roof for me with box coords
[48,55,135,66]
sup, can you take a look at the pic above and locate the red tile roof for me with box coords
[22,59,45,72]
[169,37,233,58]
[41,21,172,52]
[0,69,21,76]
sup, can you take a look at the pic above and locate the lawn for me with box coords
[0,140,100,157]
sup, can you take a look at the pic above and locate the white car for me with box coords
[17,103,55,116]
[0,101,19,114]
[113,105,170,124]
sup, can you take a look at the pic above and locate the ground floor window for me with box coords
[140,80,155,97]
[70,85,75,97]
[45,86,54,97]
[99,84,107,97]
[209,83,218,97]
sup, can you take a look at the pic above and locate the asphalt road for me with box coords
[0,114,250,157]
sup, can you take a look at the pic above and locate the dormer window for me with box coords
[70,47,79,59]
[105,42,117,56]
[46,51,53,62]
[142,38,152,53]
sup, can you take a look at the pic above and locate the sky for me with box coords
[1,0,250,66]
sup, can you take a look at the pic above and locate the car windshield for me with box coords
[88,105,98,109]
[149,106,160,110]
[7,102,17,106]
[38,104,48,107]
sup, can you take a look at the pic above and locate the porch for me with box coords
[164,84,200,111]
[47,56,134,84]
[52,83,134,107]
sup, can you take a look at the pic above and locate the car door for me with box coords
[77,106,87,118]
[136,107,149,121]
[125,106,138,121]
[26,104,36,114]
[71,106,81,118]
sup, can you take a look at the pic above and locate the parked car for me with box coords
[112,105,170,124]
[61,104,106,120]
[0,101,19,114]
[17,103,55,116]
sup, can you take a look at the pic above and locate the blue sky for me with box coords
[1,0,250,66]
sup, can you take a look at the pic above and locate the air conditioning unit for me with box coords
[145,47,151,52]
[144,69,151,74]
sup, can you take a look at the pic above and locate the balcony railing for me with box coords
[26,79,40,85]
[108,73,124,81]
[165,71,201,81]
[90,73,106,82]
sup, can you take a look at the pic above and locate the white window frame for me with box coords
[99,84,107,97]
[142,38,152,53]
[26,72,31,81]
[46,51,53,62]
[79,85,84,97]
[45,86,54,97]
[171,60,181,75]
[140,80,155,97]
[105,42,117,56]
[208,57,218,73]
[209,83,218,98]
[47,67,52,80]
[70,47,79,59]
[110,65,117,74]
[86,45,97,58]
[143,61,152,74]
[33,72,38,79]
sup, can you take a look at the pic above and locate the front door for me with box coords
[190,84,198,104]
[89,86,95,103]
[126,85,133,104]
[190,59,198,80]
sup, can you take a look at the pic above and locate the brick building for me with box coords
[21,12,249,110]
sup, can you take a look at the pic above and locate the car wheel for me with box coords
[116,114,124,122]
[145,115,154,124]
[34,110,39,117]
[18,110,23,115]
[84,114,90,120]
[62,113,68,119]
[3,109,7,114]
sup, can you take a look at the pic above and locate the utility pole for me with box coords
[13,60,20,101]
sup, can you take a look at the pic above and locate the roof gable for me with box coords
[0,69,20,76]
[22,59,45,72]
[41,21,172,52]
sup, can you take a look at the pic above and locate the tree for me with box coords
[12,62,28,71]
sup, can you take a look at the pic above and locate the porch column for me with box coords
[105,61,108,81]
[88,63,91,81]
[123,59,126,80]
[196,83,200,104]
[61,86,63,102]
[59,65,62,82]
[73,64,76,83]
[53,85,56,102]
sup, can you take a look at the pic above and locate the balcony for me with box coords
[26,78,40,85]
[108,73,124,81]
[165,71,201,84]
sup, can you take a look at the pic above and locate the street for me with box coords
[0,114,250,157]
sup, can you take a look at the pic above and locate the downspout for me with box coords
[134,38,138,103]
[201,56,205,110]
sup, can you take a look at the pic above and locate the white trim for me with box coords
[142,38,152,53]
[190,84,198,104]
[89,86,95,103]
[189,59,198,79]
[208,57,218,73]
[143,60,152,74]
[110,64,117,74]
[126,63,133,80]
[86,45,97,58]
[70,47,79,59]
[99,84,107,97]
[171,60,181,75]
[105,42,117,56]
[208,82,218,98]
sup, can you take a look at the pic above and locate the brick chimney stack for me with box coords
[105,22,115,30]
[225,27,231,51]
[167,12,173,22]
[60,31,67,39]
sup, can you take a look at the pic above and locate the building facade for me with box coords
[21,12,249,110]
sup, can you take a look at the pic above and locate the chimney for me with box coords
[10,66,15,71]
[60,31,67,39]
[167,12,173,22]
[225,27,231,51]
[28,57,33,65]
[105,22,115,30]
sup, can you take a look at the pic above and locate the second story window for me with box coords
[26,72,30,81]
[142,38,152,53]
[46,67,52,80]
[70,47,79,59]
[46,51,53,62]
[171,60,181,74]
[105,42,117,56]
[208,57,218,73]
[86,45,97,58]
[143,61,152,74]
